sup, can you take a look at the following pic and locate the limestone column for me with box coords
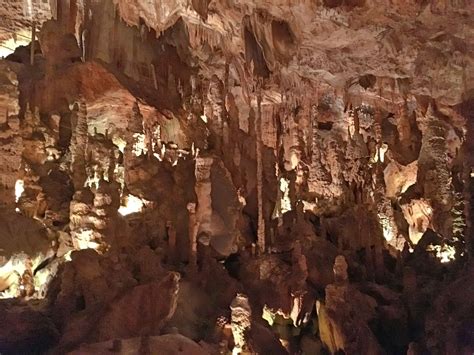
[187,202,199,270]
[308,104,331,196]
[207,75,225,152]
[195,156,213,238]
[124,102,145,187]
[373,109,403,251]
[256,91,265,253]
[290,240,309,327]
[70,101,88,190]
[417,105,453,239]
[30,22,36,66]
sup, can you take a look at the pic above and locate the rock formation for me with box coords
[0,0,472,354]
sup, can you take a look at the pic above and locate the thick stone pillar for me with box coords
[195,156,213,237]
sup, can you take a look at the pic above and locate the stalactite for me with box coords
[417,105,453,240]
[69,0,78,35]
[256,88,265,254]
[124,102,146,187]
[207,75,226,152]
[0,2,472,353]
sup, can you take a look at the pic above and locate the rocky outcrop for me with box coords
[52,248,180,352]
[230,293,252,354]
[0,300,58,354]
[69,334,210,355]
[0,209,53,298]
[0,61,22,207]
[94,272,180,342]
[318,256,382,354]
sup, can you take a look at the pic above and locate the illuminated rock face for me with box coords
[0,1,472,354]
[230,293,252,355]
[0,208,53,299]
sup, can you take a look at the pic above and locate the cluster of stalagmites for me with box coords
[0,0,472,354]
[0,76,471,354]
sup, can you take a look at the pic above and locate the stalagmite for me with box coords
[194,155,213,240]
[291,239,308,290]
[70,101,88,190]
[0,2,471,354]
[230,293,252,355]
[333,255,348,283]
[187,202,199,269]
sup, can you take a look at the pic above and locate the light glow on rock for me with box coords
[0,30,31,58]
[426,244,456,263]
[85,171,101,189]
[272,177,293,219]
[15,179,24,203]
[378,213,394,242]
[262,305,275,326]
[132,133,148,156]
[74,230,102,250]
[0,254,52,300]
[371,143,388,163]
[63,251,72,262]
[118,194,145,216]
[113,136,127,153]
[279,177,292,214]
[379,143,388,163]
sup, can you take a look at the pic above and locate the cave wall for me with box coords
[0,0,472,354]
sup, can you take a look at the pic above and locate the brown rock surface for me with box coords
[69,334,210,355]
[0,1,471,354]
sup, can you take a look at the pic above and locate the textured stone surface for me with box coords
[0,1,471,354]
[69,334,210,355]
